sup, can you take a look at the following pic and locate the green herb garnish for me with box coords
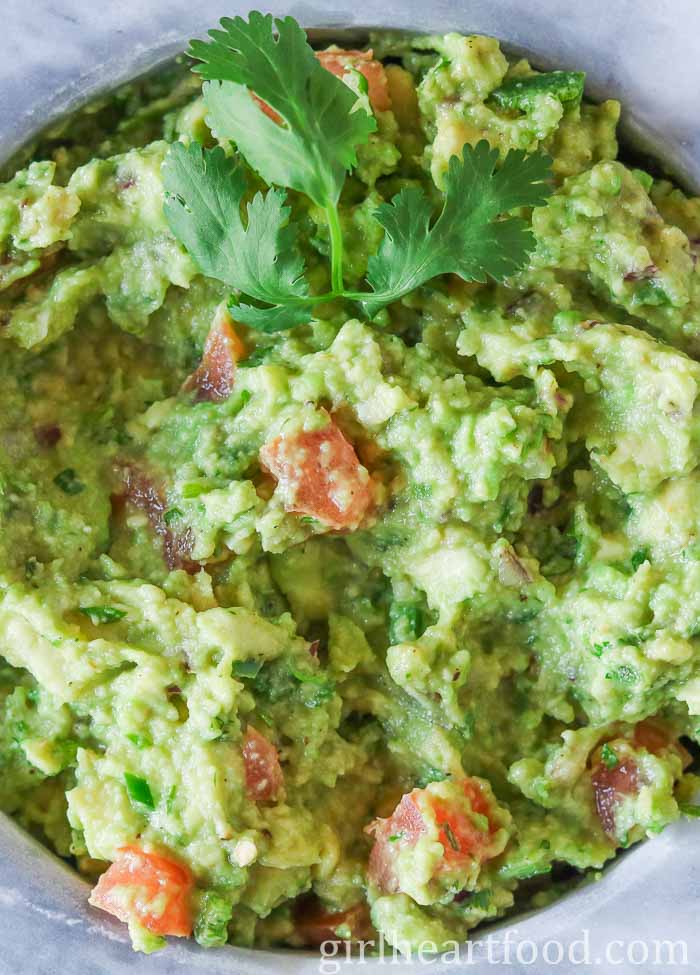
[164,507,183,525]
[630,548,650,571]
[79,606,127,625]
[600,743,619,769]
[678,802,700,818]
[163,12,553,332]
[181,481,209,498]
[605,664,640,685]
[53,468,85,495]
[359,142,552,316]
[124,772,155,810]
[126,733,152,750]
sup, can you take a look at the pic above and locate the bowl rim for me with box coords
[1,8,699,973]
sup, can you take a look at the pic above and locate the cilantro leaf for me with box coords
[189,12,375,208]
[124,772,155,810]
[163,142,315,332]
[79,605,127,624]
[360,140,553,316]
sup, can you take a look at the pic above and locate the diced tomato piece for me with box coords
[316,49,391,112]
[633,720,672,755]
[366,778,500,893]
[34,424,62,447]
[633,720,693,767]
[591,760,639,836]
[89,846,193,937]
[259,413,372,531]
[251,92,283,124]
[294,897,373,945]
[432,797,498,870]
[119,465,198,573]
[183,311,244,403]
[251,48,390,123]
[366,792,425,893]
[242,726,284,802]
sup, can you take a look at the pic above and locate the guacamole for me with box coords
[1,20,699,956]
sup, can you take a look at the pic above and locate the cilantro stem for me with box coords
[325,205,345,295]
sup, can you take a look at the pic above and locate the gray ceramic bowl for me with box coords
[1,2,699,973]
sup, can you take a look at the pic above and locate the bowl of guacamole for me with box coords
[1,2,700,969]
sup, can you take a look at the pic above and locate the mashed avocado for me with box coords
[1,21,699,956]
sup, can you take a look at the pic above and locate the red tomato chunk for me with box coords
[367,778,501,894]
[591,760,639,836]
[183,312,244,403]
[243,726,284,801]
[260,415,372,530]
[89,846,193,937]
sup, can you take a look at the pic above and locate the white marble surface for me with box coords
[1,2,700,973]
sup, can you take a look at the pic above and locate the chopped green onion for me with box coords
[601,743,619,769]
[164,507,183,525]
[124,772,155,810]
[182,482,208,498]
[126,733,152,750]
[630,548,650,571]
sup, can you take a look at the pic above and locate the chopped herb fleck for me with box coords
[124,772,155,810]
[79,606,127,625]
[53,468,85,495]
[164,507,183,525]
[601,743,619,769]
[442,822,460,852]
[126,733,152,750]
[605,665,639,685]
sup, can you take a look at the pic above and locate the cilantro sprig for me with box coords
[189,11,374,298]
[358,142,553,316]
[163,143,315,331]
[164,12,553,331]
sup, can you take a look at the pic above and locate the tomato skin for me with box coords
[316,49,391,112]
[591,721,691,837]
[591,760,639,836]
[294,897,373,945]
[260,414,372,530]
[89,846,193,937]
[366,778,500,894]
[242,726,284,801]
[633,719,692,767]
[251,47,390,122]
[366,792,425,893]
[118,465,198,573]
[183,312,244,403]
